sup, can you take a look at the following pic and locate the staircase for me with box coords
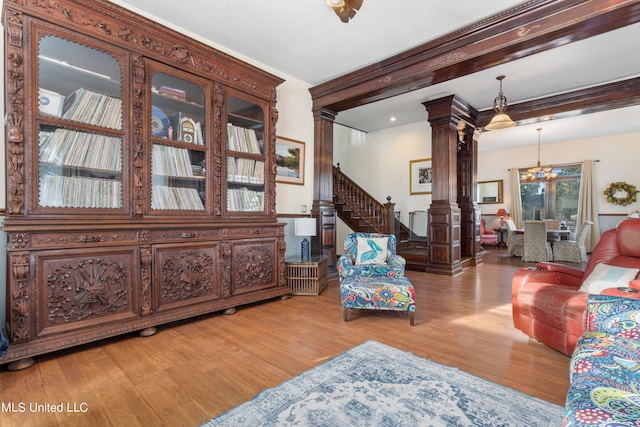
[333,164,428,270]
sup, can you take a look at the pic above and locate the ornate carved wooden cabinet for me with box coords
[2,0,287,368]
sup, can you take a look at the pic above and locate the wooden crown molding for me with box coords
[310,0,640,116]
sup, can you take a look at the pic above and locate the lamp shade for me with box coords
[495,209,508,218]
[485,113,516,130]
[294,218,316,237]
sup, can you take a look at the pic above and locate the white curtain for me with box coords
[510,167,523,229]
[577,159,600,252]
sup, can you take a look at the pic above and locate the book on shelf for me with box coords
[39,174,122,209]
[227,157,264,184]
[39,128,122,171]
[227,187,264,212]
[62,88,122,130]
[159,86,187,101]
[38,88,65,117]
[227,123,261,154]
[152,144,195,177]
[152,185,204,211]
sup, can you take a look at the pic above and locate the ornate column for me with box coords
[312,107,338,273]
[457,124,483,266]
[423,95,477,275]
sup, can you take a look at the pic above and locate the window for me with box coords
[519,165,581,228]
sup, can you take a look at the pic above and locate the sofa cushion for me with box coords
[565,332,640,426]
[570,332,640,384]
[579,264,640,294]
[355,236,388,265]
[617,219,640,257]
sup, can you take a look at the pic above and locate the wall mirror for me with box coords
[478,180,503,204]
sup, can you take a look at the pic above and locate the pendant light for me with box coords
[521,128,557,183]
[485,75,517,130]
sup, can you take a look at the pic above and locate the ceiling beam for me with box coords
[309,0,640,114]
[477,77,640,128]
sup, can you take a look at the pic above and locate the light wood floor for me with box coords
[0,249,572,427]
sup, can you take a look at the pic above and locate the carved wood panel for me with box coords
[9,252,31,344]
[153,243,220,312]
[34,247,139,337]
[231,239,277,295]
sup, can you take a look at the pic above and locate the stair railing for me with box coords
[333,164,395,234]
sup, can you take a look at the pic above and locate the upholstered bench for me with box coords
[340,276,416,325]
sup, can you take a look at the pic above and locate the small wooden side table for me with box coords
[493,228,508,248]
[285,255,328,296]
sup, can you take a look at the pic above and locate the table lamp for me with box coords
[294,218,316,261]
[495,209,509,228]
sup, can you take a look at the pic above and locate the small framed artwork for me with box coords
[410,158,432,195]
[275,136,305,185]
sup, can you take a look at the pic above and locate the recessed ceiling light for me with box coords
[390,117,396,122]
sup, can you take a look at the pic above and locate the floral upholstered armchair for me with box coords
[338,232,406,281]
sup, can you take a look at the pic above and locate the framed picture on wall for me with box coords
[275,136,305,185]
[410,158,432,195]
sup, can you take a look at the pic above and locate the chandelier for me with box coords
[485,75,517,130]
[521,128,557,183]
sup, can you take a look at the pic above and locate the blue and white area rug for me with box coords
[202,340,564,426]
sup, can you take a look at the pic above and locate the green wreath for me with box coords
[603,181,638,206]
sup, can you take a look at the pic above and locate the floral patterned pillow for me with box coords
[355,237,388,265]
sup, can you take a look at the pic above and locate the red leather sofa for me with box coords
[512,219,640,356]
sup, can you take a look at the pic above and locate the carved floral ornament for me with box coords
[603,182,638,206]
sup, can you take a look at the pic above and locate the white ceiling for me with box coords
[116,0,640,151]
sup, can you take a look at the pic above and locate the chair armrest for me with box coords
[600,279,640,298]
[337,254,354,279]
[534,262,585,278]
[512,263,584,292]
[388,254,406,269]
[388,254,406,277]
[586,294,640,333]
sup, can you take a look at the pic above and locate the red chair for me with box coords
[512,219,640,355]
[480,219,498,248]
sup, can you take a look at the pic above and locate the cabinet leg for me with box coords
[7,357,35,371]
[223,307,236,315]
[139,327,157,337]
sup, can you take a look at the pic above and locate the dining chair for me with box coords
[523,220,553,262]
[552,221,593,263]
[505,219,524,257]
[544,219,562,243]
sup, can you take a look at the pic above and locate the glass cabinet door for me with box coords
[36,32,126,210]
[148,66,208,212]
[226,95,266,213]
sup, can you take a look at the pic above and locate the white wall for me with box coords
[478,131,640,216]
[334,121,433,225]
[334,122,640,253]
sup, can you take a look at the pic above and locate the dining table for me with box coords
[514,229,571,239]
